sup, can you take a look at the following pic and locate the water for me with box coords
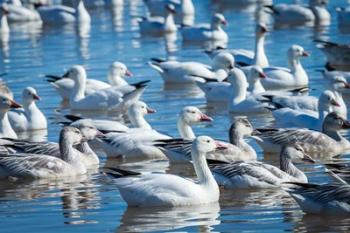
[0,0,350,232]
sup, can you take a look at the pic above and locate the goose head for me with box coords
[108,61,132,85]
[288,45,309,63]
[70,119,101,141]
[323,112,350,131]
[165,4,176,15]
[64,65,87,83]
[211,13,227,28]
[281,144,315,163]
[256,23,268,37]
[180,106,212,125]
[247,65,266,84]
[22,87,40,106]
[60,126,86,146]
[329,75,350,91]
[127,101,155,129]
[0,94,21,113]
[192,135,227,155]
[229,118,254,138]
[318,90,340,111]
[211,52,235,71]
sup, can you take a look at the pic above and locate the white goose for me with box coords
[286,182,350,215]
[181,13,228,43]
[7,87,47,132]
[65,65,146,111]
[106,135,226,207]
[0,7,9,43]
[0,94,21,139]
[37,0,91,25]
[46,61,133,100]
[265,0,330,26]
[206,23,269,68]
[315,40,350,67]
[253,112,350,157]
[156,118,257,163]
[196,65,265,103]
[210,144,314,189]
[271,90,340,131]
[0,126,87,179]
[5,119,101,168]
[144,0,195,26]
[259,45,309,90]
[2,2,41,23]
[64,101,156,133]
[149,52,234,84]
[97,106,212,159]
[139,4,177,35]
[337,7,350,26]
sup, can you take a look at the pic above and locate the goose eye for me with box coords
[206,140,210,143]
[191,111,196,114]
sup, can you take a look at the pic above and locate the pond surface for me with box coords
[0,0,350,232]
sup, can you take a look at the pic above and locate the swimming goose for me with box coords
[181,13,228,43]
[315,40,350,67]
[6,119,101,168]
[259,45,309,90]
[7,87,47,132]
[97,106,212,159]
[2,2,41,23]
[196,65,265,103]
[337,7,350,26]
[37,0,91,25]
[210,144,314,189]
[156,118,257,163]
[46,61,133,100]
[0,94,21,139]
[265,0,330,26]
[64,101,156,132]
[0,126,87,179]
[207,24,269,68]
[260,75,350,118]
[253,112,350,157]
[271,90,340,130]
[149,52,234,84]
[106,135,226,207]
[139,4,177,35]
[144,0,194,26]
[65,65,146,111]
[286,182,350,215]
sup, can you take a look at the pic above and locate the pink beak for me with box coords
[331,99,341,107]
[33,94,41,101]
[215,141,227,150]
[302,51,310,57]
[147,107,156,114]
[125,70,133,77]
[222,20,228,26]
[10,100,22,108]
[344,83,350,89]
[199,114,213,122]
[259,72,266,78]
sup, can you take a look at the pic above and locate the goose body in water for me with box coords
[0,127,87,179]
[106,136,226,207]
[210,144,314,189]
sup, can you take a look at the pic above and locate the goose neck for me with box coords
[71,75,86,101]
[231,78,247,104]
[322,126,342,141]
[177,118,195,140]
[0,15,9,34]
[128,111,152,129]
[59,135,76,163]
[108,72,127,87]
[164,12,175,29]
[253,34,268,67]
[76,142,99,164]
[249,79,265,94]
[0,110,16,138]
[280,149,307,182]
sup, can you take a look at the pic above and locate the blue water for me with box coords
[0,0,350,232]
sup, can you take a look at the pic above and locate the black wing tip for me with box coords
[64,114,83,122]
[104,167,141,178]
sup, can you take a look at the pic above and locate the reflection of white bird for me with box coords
[0,7,9,42]
[106,136,227,207]
[2,2,41,23]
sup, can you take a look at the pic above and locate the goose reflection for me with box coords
[111,4,123,32]
[164,31,177,53]
[76,22,90,60]
[117,202,220,233]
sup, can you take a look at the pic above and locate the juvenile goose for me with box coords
[139,4,177,35]
[106,136,226,207]
[64,101,156,133]
[97,106,212,159]
[0,126,87,179]
[286,182,350,215]
[259,45,309,90]
[210,144,314,189]
[37,0,91,25]
[181,13,228,43]
[46,61,133,100]
[149,52,234,84]
[315,40,350,67]
[155,118,257,163]
[253,112,350,157]
[7,87,47,132]
[271,90,340,130]
[65,65,146,111]
[6,120,101,168]
[0,94,21,139]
